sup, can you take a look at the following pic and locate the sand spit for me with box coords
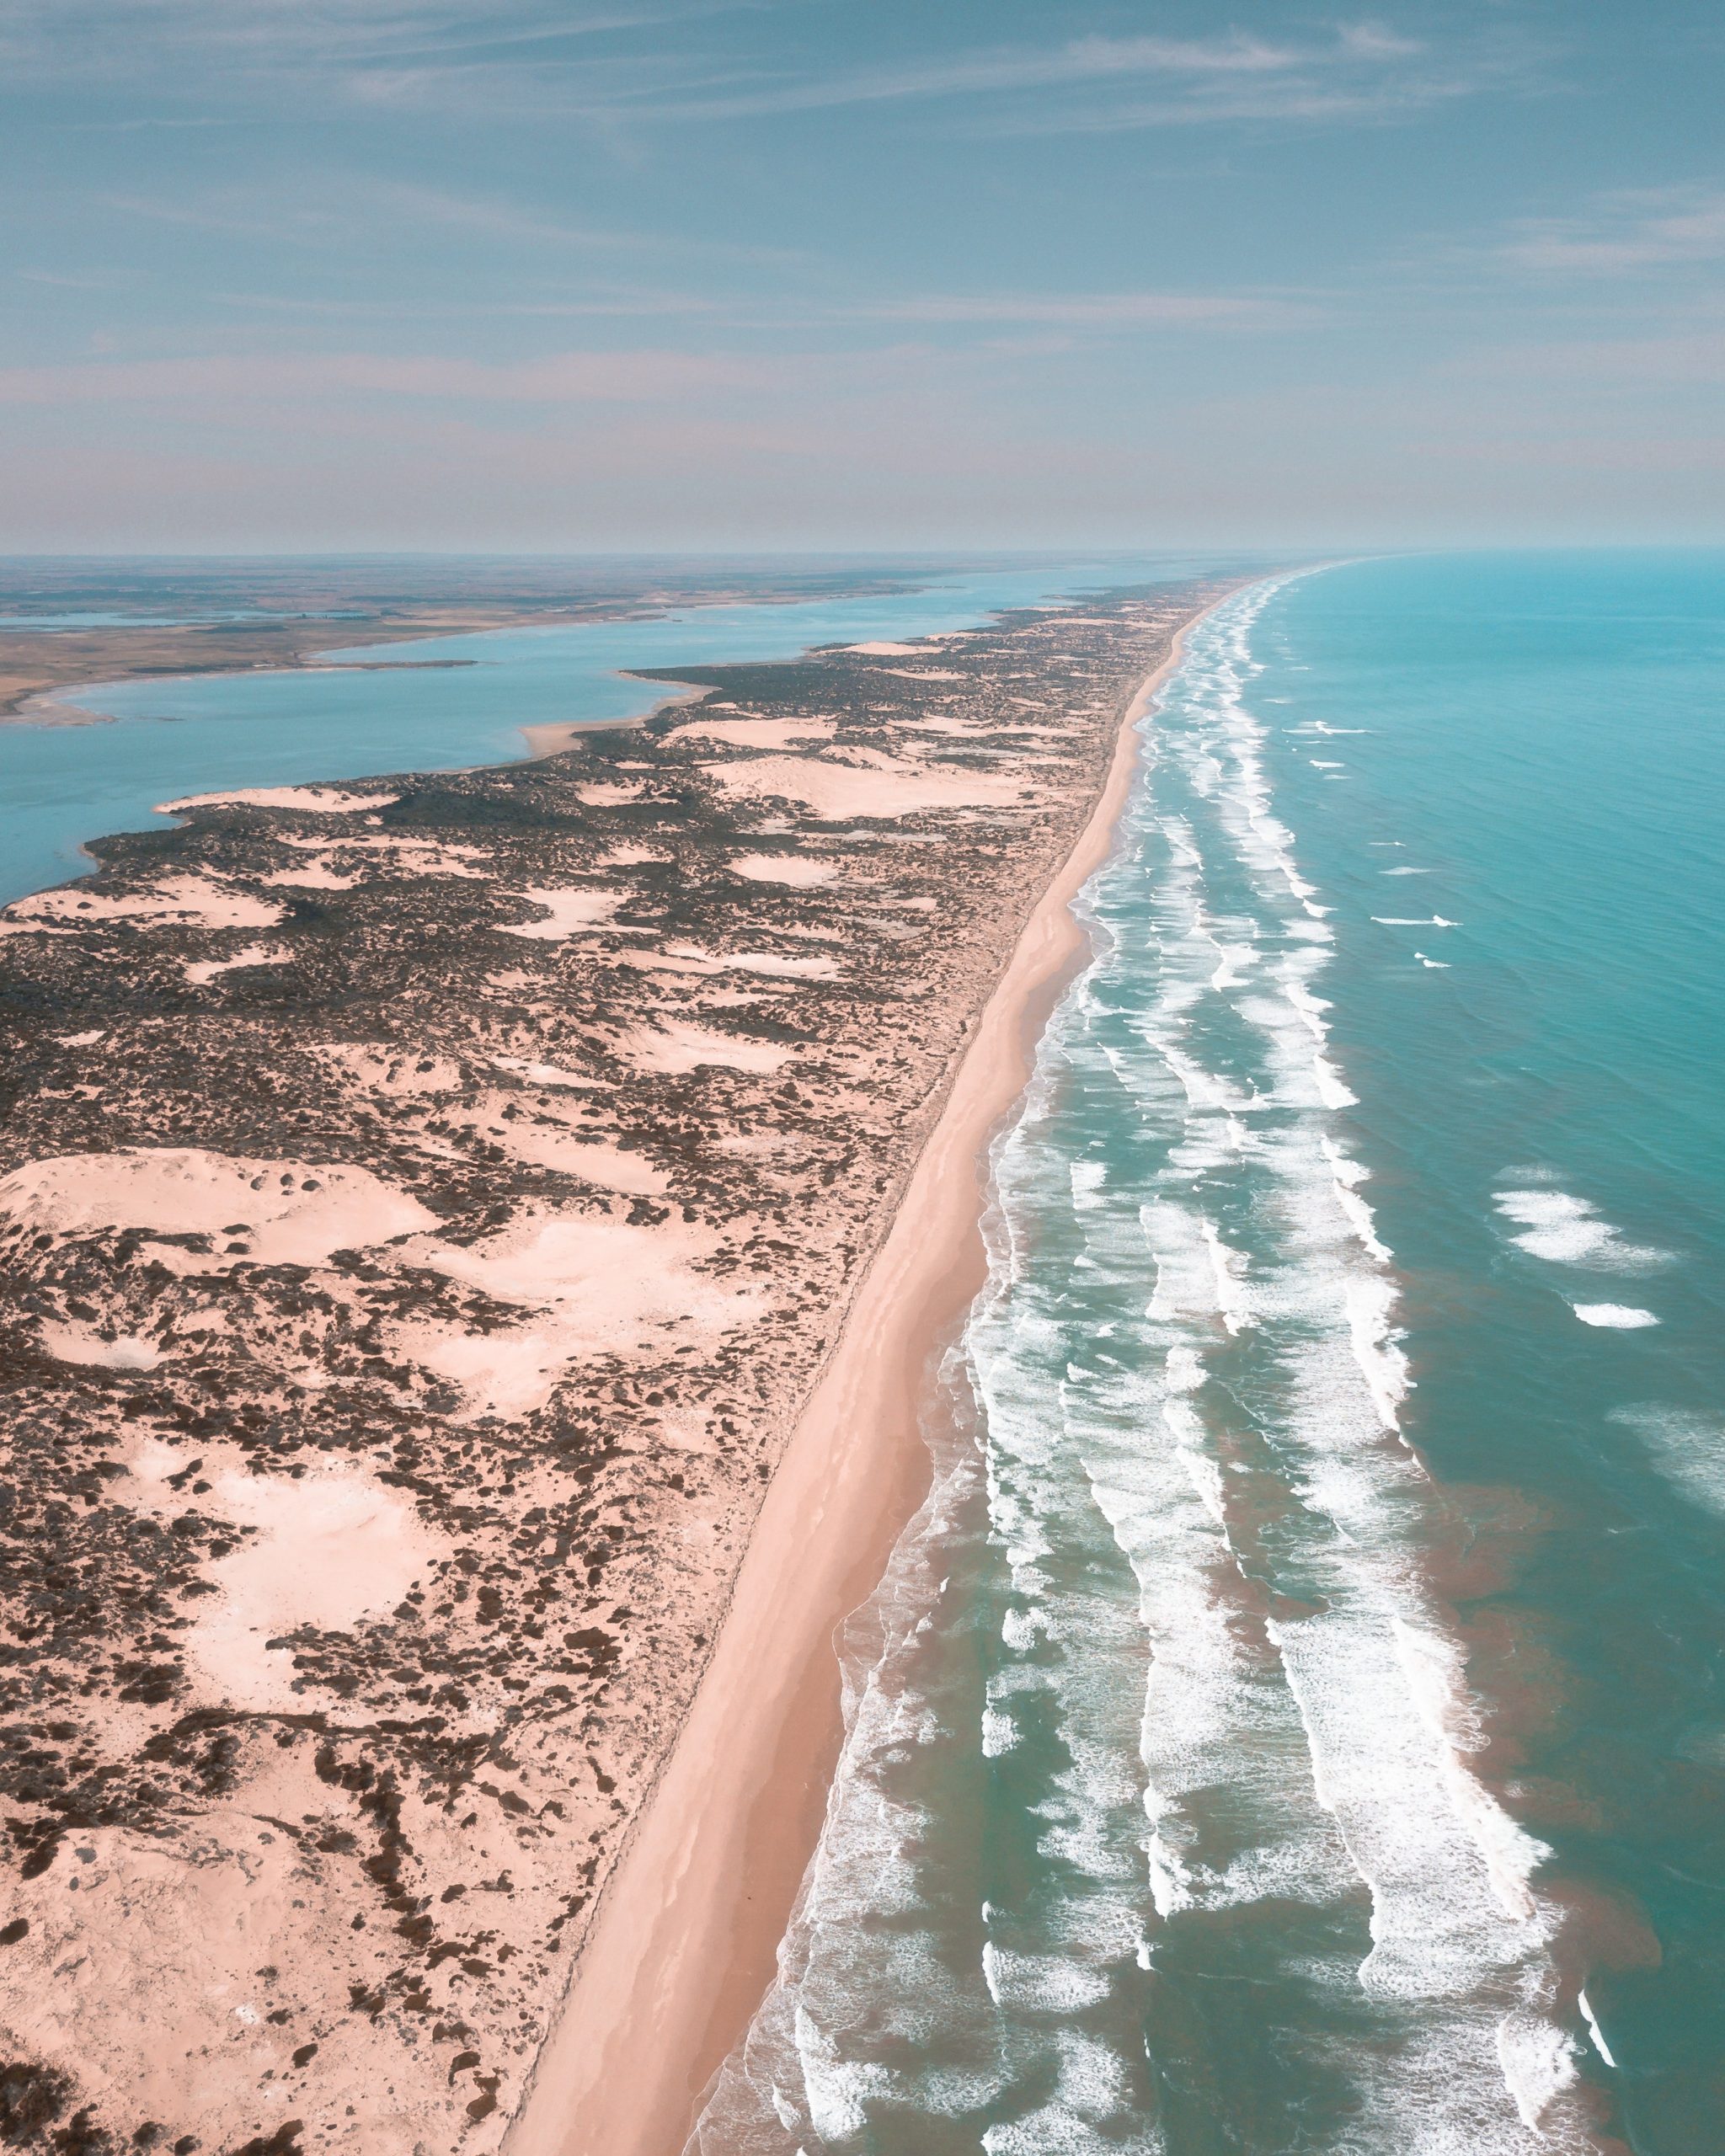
[0,577,1226,2156]
[161,786,401,816]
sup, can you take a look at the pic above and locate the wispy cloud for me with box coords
[1497,186,1725,275]
[346,19,1501,131]
[97,175,803,267]
[0,1,1532,143]
[840,291,1312,330]
[0,0,742,77]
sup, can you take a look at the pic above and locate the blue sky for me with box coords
[4,0,1722,552]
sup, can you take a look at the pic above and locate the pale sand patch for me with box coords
[369,841,490,880]
[720,950,840,979]
[37,1321,163,1370]
[575,781,646,806]
[275,832,490,878]
[398,1209,765,1416]
[707,752,1028,822]
[394,1321,577,1421]
[492,1054,612,1091]
[450,1101,668,1192]
[611,950,727,979]
[185,948,289,987]
[3,874,286,934]
[56,1028,105,1046]
[728,853,838,889]
[664,717,836,750]
[0,1150,435,1268]
[508,1136,668,1193]
[158,785,398,815]
[122,1440,435,1710]
[499,886,627,940]
[622,1021,793,1075]
[639,941,838,981]
[841,641,926,655]
[874,668,966,680]
[418,1210,724,1323]
[260,862,359,890]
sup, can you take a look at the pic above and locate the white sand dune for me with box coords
[666,717,836,750]
[0,1149,435,1268]
[706,751,1028,821]
[625,1019,793,1075]
[498,885,627,939]
[729,852,838,887]
[184,942,291,985]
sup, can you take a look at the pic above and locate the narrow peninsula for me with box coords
[0,582,1219,2154]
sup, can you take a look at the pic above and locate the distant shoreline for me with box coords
[0,568,949,724]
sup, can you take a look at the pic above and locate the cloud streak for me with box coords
[345,19,1506,133]
[1498,187,1725,275]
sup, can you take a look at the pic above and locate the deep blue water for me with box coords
[0,556,1209,907]
[692,552,1725,2156]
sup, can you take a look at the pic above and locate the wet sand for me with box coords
[504,611,1215,2156]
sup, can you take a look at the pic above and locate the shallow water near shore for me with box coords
[0,554,1210,907]
[690,552,1725,2153]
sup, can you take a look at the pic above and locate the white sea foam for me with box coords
[1572,1303,1658,1327]
[1610,1406,1725,1515]
[687,574,1575,2156]
[1578,1988,1616,2068]
[1494,1188,1668,1269]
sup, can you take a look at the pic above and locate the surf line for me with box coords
[503,590,1242,2156]
[689,572,1608,2153]
[1125,579,1603,2148]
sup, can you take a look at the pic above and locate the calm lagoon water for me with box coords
[692,552,1725,2155]
[0,556,1212,907]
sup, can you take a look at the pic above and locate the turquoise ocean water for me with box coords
[0,557,1212,908]
[689,553,1725,2155]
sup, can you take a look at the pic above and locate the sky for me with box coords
[3,0,1723,553]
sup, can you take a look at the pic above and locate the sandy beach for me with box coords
[504,611,1213,2156]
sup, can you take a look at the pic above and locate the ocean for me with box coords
[688,552,1725,2154]
[0,555,1216,908]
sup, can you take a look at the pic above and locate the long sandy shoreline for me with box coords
[503,597,1220,2156]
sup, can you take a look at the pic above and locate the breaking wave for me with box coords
[686,579,1611,2154]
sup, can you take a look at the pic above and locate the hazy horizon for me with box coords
[6,0,1722,552]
